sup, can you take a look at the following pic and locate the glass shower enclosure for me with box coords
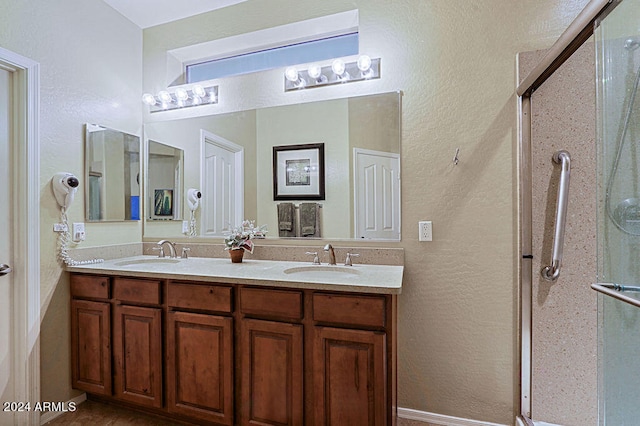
[595,0,640,423]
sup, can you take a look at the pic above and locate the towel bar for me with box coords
[591,283,640,309]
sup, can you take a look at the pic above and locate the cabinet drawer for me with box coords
[167,282,232,313]
[113,278,162,305]
[313,293,386,328]
[239,287,303,320]
[70,274,110,299]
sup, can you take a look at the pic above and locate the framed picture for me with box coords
[273,143,325,200]
[154,189,173,216]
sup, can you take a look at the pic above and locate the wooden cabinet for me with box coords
[167,311,234,425]
[240,318,303,426]
[70,299,111,395]
[314,326,387,426]
[69,273,396,426]
[113,304,163,408]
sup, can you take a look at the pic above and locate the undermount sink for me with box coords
[115,258,181,267]
[283,265,361,277]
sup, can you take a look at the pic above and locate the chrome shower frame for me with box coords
[516,0,621,424]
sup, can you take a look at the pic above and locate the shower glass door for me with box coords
[596,0,640,423]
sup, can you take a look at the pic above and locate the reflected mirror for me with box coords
[143,91,401,240]
[85,124,140,222]
[146,140,184,221]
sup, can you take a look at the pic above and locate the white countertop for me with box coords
[67,255,403,294]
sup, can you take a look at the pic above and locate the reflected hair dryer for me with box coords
[187,188,201,212]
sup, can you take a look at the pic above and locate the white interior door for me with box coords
[0,47,40,426]
[354,148,401,240]
[0,66,15,423]
[201,131,244,237]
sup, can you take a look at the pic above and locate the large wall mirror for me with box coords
[85,124,140,222]
[143,91,401,241]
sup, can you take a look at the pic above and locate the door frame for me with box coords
[200,130,244,236]
[0,47,41,425]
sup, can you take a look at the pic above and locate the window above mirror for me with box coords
[166,10,359,86]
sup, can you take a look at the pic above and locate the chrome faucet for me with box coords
[324,244,336,265]
[155,240,177,258]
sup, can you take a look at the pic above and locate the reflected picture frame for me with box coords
[154,189,173,216]
[273,143,325,200]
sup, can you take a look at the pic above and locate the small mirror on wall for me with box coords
[85,124,141,222]
[146,140,184,221]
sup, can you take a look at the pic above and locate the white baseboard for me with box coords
[39,393,86,425]
[398,407,509,426]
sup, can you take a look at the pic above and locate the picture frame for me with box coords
[273,143,325,200]
[154,189,173,216]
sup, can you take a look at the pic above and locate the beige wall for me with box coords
[0,0,142,403]
[0,0,594,423]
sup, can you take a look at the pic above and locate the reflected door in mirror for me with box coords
[201,131,244,237]
[354,149,400,240]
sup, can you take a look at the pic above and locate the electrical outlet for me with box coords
[418,221,432,242]
[72,222,85,242]
[182,220,189,234]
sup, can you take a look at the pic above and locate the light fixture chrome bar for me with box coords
[591,283,640,309]
[284,57,380,91]
[143,85,218,113]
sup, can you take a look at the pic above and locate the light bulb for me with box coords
[192,85,206,98]
[285,67,299,82]
[175,88,189,101]
[158,91,172,103]
[142,93,156,106]
[308,64,322,79]
[357,55,372,72]
[192,96,201,105]
[331,59,346,76]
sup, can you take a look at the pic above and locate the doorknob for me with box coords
[0,264,12,276]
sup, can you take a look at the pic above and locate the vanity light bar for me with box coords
[142,85,219,113]
[284,56,380,92]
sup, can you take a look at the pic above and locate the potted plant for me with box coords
[224,220,267,263]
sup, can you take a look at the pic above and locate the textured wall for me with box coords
[0,0,142,403]
[521,44,598,425]
[143,0,591,423]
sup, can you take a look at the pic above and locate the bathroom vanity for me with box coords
[67,256,401,425]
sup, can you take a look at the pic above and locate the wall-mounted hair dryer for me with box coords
[52,172,80,209]
[187,188,202,212]
[51,172,102,266]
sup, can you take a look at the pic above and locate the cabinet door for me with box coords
[240,319,303,426]
[167,311,234,425]
[113,305,163,408]
[314,327,386,426]
[71,299,111,395]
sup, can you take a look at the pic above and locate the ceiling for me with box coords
[102,0,248,29]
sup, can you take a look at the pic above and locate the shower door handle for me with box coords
[0,263,12,277]
[541,150,571,281]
